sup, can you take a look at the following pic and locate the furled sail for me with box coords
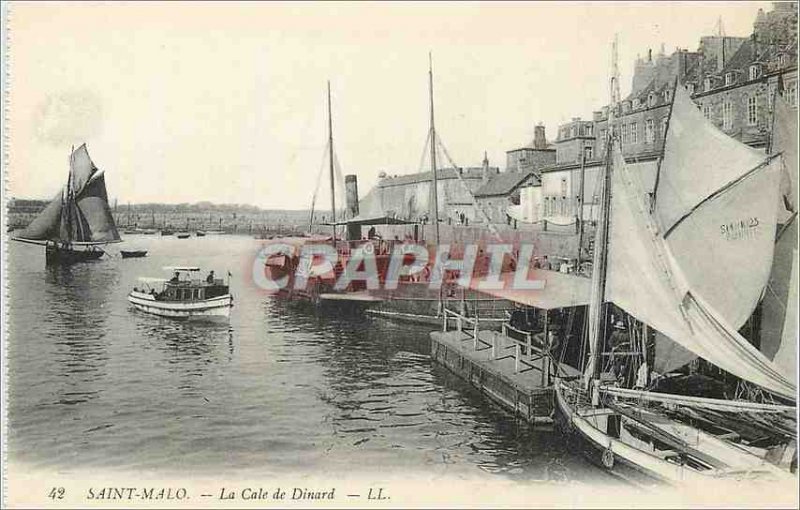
[15,144,120,244]
[606,143,795,399]
[654,86,781,330]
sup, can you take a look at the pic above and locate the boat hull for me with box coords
[554,379,792,486]
[120,250,147,258]
[45,245,104,266]
[128,291,233,319]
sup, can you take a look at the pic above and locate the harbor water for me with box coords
[7,234,608,482]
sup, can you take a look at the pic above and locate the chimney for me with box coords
[344,174,360,240]
[533,123,547,149]
[482,152,490,181]
[648,48,652,62]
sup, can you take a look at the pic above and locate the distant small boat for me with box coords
[161,228,174,236]
[142,229,158,235]
[123,228,140,235]
[121,250,148,258]
[128,266,233,319]
[176,232,190,239]
[195,230,206,237]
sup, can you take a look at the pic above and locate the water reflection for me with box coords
[43,263,118,406]
[135,316,234,398]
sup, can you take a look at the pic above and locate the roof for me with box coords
[138,277,168,283]
[474,171,539,198]
[378,167,490,187]
[329,215,417,227]
[472,270,591,310]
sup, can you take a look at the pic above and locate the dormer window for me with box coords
[633,98,640,109]
[780,53,789,67]
[725,72,734,86]
[648,92,656,107]
[686,83,695,94]
[749,64,760,81]
[704,77,713,92]
[664,89,672,102]
[623,101,631,113]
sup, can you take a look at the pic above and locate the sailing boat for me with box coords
[13,144,121,265]
[554,79,797,484]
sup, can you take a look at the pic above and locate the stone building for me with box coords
[505,123,556,173]
[357,160,500,224]
[526,2,797,226]
[474,170,540,224]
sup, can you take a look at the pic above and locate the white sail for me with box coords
[606,143,795,399]
[771,92,797,221]
[773,245,798,385]
[655,86,781,329]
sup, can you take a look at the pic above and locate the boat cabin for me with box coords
[133,266,229,302]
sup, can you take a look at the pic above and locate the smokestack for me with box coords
[533,123,547,150]
[482,152,490,181]
[344,174,360,240]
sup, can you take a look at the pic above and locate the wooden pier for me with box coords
[430,305,579,425]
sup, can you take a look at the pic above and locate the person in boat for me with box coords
[206,270,215,284]
[608,319,629,384]
[170,271,180,283]
[368,226,377,240]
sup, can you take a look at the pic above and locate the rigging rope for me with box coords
[308,139,331,231]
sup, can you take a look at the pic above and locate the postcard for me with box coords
[2,1,798,508]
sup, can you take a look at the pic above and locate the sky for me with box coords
[7,1,768,209]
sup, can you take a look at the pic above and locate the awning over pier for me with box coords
[325,215,417,227]
[473,270,591,310]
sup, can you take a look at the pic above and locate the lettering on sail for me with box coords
[719,217,760,241]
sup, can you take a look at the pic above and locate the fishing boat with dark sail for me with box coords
[12,144,122,265]
[552,56,796,485]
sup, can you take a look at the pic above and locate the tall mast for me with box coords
[585,35,620,396]
[576,149,586,265]
[428,53,440,245]
[65,146,74,244]
[327,80,336,241]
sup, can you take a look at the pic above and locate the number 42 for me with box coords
[48,487,65,500]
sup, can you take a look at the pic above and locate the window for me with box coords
[621,123,629,144]
[648,92,656,107]
[599,128,607,142]
[702,103,711,119]
[664,89,672,103]
[645,119,655,144]
[584,145,594,160]
[768,83,777,109]
[747,95,758,126]
[633,98,640,109]
[722,99,733,130]
[571,126,577,138]
[661,117,668,140]
[749,65,760,81]
[630,122,638,144]
[704,77,712,92]
[623,101,631,113]
[585,124,594,136]
[785,80,798,107]
[561,178,567,197]
[725,73,734,86]
[686,83,695,94]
